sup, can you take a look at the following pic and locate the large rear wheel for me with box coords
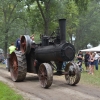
[65,62,81,85]
[20,35,31,54]
[38,63,53,88]
[9,51,27,82]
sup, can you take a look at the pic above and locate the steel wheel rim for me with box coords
[39,65,48,87]
[10,53,18,81]
[65,74,76,85]
[65,64,77,85]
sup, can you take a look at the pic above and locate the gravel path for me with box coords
[0,67,100,100]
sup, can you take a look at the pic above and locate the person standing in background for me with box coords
[77,51,83,61]
[77,51,83,68]
[89,52,95,75]
[76,51,84,72]
[88,52,92,74]
[94,52,100,70]
[84,52,90,72]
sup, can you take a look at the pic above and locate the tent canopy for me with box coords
[80,46,100,52]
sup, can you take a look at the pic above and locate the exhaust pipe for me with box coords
[59,19,66,43]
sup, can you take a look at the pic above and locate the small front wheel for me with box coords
[38,63,53,88]
[65,62,81,85]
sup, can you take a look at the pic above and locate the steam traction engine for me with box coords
[9,19,81,88]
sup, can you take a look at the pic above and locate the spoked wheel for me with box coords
[65,62,81,85]
[38,63,53,88]
[9,51,27,82]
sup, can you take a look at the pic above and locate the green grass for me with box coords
[0,81,24,100]
[0,63,6,67]
[80,64,100,87]
[0,63,24,100]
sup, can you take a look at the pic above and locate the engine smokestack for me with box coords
[59,19,66,43]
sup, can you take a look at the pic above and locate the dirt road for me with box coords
[0,67,100,100]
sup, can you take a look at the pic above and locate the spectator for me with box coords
[89,52,95,75]
[77,61,82,71]
[84,52,90,72]
[94,52,100,70]
[77,51,83,70]
[88,52,92,74]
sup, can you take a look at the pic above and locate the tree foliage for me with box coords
[0,0,28,57]
[16,0,89,36]
[1,0,98,57]
[74,0,100,52]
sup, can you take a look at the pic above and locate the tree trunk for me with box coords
[36,0,50,35]
[44,20,49,35]
[4,34,8,58]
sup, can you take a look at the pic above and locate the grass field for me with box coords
[80,64,100,87]
[0,81,24,100]
[0,63,24,100]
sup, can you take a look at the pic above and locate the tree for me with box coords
[0,0,28,58]
[74,0,100,52]
[64,1,79,43]
[16,0,89,36]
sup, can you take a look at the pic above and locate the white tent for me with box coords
[80,46,100,52]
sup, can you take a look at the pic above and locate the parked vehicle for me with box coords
[0,49,4,63]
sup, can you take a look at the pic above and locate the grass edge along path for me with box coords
[80,64,100,88]
[0,64,42,100]
[0,81,24,100]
